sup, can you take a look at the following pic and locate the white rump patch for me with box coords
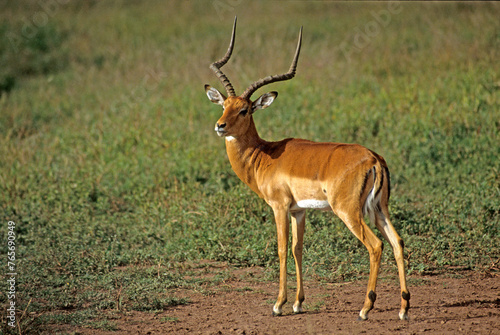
[295,199,331,210]
[363,167,381,219]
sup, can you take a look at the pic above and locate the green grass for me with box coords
[0,0,499,332]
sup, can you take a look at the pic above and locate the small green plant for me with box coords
[161,316,180,323]
[0,22,68,96]
[310,300,326,313]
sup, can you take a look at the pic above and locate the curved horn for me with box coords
[209,17,237,96]
[241,26,302,100]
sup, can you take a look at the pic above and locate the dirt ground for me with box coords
[61,262,499,335]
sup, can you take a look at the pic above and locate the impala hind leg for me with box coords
[373,207,410,320]
[335,210,383,321]
[272,206,290,316]
[291,210,306,313]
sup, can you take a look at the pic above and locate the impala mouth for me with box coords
[215,126,227,137]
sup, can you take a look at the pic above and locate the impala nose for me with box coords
[215,122,227,136]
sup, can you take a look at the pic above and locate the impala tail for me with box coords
[362,160,390,225]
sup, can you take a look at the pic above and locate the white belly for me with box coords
[293,199,331,211]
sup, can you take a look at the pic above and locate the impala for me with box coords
[205,18,410,321]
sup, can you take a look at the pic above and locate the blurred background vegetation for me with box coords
[0,0,498,332]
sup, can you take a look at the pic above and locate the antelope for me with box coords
[205,18,410,321]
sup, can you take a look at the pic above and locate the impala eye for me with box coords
[239,109,248,116]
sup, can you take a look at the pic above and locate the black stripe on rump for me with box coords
[384,166,391,200]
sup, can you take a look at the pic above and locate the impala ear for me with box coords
[205,85,226,106]
[251,91,278,113]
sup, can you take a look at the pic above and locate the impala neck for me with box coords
[224,117,266,196]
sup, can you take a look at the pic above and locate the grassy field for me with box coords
[0,0,499,333]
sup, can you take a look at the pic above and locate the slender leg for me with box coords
[374,208,410,320]
[272,206,290,316]
[335,209,383,321]
[291,210,306,313]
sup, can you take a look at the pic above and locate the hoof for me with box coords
[399,312,409,321]
[272,311,282,317]
[357,315,368,322]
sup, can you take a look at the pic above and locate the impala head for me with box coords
[205,17,302,139]
[206,86,277,137]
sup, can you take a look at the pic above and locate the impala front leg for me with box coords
[272,206,290,316]
[291,210,306,313]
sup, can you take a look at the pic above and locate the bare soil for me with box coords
[59,262,499,334]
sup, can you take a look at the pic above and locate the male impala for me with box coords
[205,18,410,321]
